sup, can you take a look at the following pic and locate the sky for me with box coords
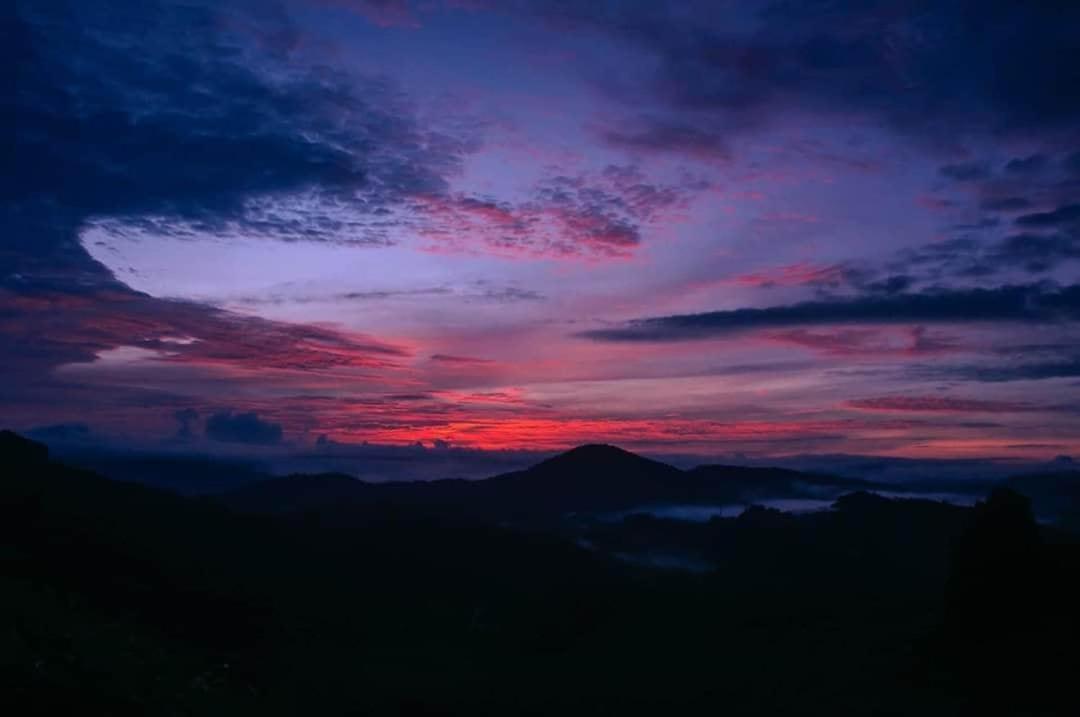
[5,0,1080,463]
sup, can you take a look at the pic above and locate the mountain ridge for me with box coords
[217,441,878,522]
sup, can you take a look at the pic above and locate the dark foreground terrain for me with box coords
[2,430,1078,715]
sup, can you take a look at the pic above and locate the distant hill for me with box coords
[219,443,877,524]
[55,452,271,496]
[685,463,874,501]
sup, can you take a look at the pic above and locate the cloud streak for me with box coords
[582,284,1080,342]
[847,396,1038,414]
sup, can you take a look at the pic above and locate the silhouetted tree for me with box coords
[946,488,1042,635]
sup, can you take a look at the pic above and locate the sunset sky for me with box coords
[5,0,1080,461]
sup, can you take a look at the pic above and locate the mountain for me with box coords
[685,463,875,502]
[476,444,686,516]
[219,443,875,524]
[4,430,1078,715]
[0,431,621,714]
[51,452,271,495]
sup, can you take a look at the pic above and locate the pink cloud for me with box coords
[723,261,846,288]
[429,353,496,365]
[765,326,959,357]
[410,167,705,260]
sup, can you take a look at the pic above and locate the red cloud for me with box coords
[0,287,408,375]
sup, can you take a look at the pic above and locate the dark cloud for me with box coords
[885,201,1080,277]
[338,288,453,302]
[993,233,1080,274]
[1005,154,1050,174]
[5,0,468,269]
[979,197,1032,212]
[847,396,1036,413]
[599,120,732,160]
[878,144,1080,281]
[521,1,1080,157]
[205,411,283,445]
[940,163,992,183]
[940,358,1080,383]
[862,275,914,295]
[947,216,999,232]
[581,283,1080,342]
[1015,203,1080,229]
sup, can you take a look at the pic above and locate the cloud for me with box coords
[205,411,284,445]
[940,358,1080,383]
[6,0,468,266]
[884,198,1080,277]
[993,233,1080,274]
[430,354,495,365]
[464,281,546,303]
[1005,154,1050,174]
[413,165,704,258]
[2,0,466,404]
[766,326,957,357]
[581,283,1080,342]
[512,1,1080,158]
[722,262,848,289]
[229,282,543,306]
[940,163,992,183]
[979,197,1032,212]
[847,397,1037,413]
[0,286,408,378]
[598,119,732,161]
[1015,203,1080,229]
[861,275,915,295]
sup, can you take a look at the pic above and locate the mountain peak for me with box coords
[558,443,639,460]
[534,444,676,474]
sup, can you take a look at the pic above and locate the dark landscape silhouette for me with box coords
[3,429,1078,715]
[8,0,1080,713]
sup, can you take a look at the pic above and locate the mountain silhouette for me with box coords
[219,442,871,523]
[3,429,1079,715]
